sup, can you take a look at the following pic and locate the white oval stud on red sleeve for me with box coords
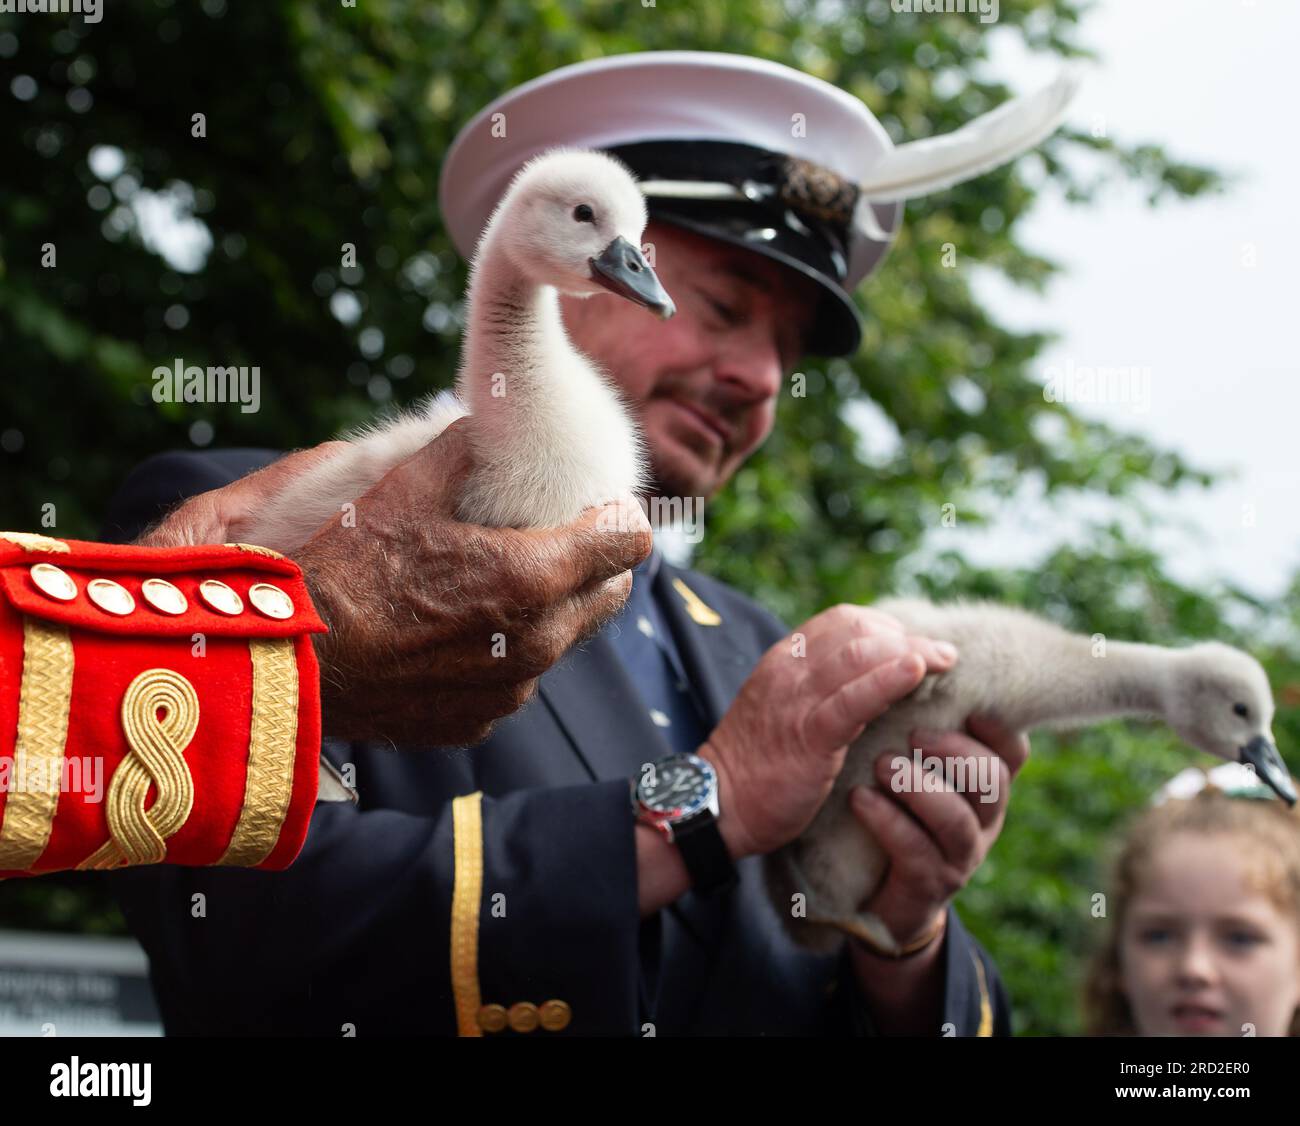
[30,562,78,602]
[199,579,245,616]
[87,578,136,616]
[141,577,188,615]
[248,582,293,620]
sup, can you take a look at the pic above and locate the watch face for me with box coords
[639,755,715,819]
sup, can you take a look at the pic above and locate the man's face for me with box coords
[559,219,823,502]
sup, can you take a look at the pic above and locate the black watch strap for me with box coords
[674,816,738,896]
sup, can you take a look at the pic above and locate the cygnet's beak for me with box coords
[1239,735,1297,805]
[590,237,676,320]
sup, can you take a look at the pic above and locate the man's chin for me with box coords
[646,454,721,508]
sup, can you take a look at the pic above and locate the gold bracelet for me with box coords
[851,912,947,960]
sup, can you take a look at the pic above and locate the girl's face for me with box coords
[1120,832,1300,1036]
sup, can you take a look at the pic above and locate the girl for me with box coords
[1084,763,1300,1036]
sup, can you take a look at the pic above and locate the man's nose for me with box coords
[711,329,785,404]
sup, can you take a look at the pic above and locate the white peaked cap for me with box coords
[438,50,1080,356]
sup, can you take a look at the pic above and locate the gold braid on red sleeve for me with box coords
[0,533,329,879]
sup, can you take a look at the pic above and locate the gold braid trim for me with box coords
[450,791,485,1037]
[0,618,74,870]
[223,542,285,560]
[79,669,198,870]
[218,638,299,866]
[971,949,994,1037]
[0,532,70,553]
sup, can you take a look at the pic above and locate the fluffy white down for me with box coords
[238,148,650,555]
[766,598,1279,954]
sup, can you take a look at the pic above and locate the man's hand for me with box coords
[138,421,652,745]
[698,604,960,860]
[849,714,1031,948]
[136,441,349,549]
[841,716,1028,1035]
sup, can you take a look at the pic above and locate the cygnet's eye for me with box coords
[1233,702,1249,718]
[573,204,595,223]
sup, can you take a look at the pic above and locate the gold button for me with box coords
[141,578,187,615]
[539,999,572,1032]
[507,1002,540,1033]
[248,582,293,620]
[198,579,244,616]
[29,563,77,602]
[476,1004,508,1033]
[86,578,135,616]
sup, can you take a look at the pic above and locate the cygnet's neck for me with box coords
[1014,633,1175,733]
[457,227,606,411]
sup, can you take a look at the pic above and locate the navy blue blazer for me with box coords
[102,449,1013,1037]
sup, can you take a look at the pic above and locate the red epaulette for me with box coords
[0,531,327,879]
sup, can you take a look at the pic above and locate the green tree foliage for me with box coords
[2,0,1293,1035]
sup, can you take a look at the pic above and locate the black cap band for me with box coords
[603,139,867,357]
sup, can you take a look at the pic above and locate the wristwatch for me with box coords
[631,752,738,896]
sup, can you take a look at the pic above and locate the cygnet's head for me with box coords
[1167,642,1294,804]
[493,148,676,318]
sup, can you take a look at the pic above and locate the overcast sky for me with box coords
[942,0,1300,600]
